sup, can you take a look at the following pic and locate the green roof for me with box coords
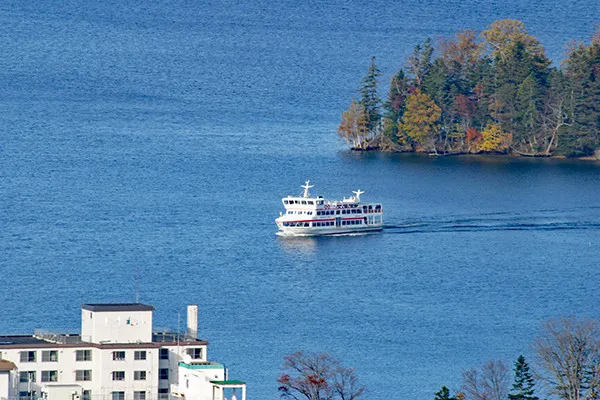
[179,362,223,370]
[211,380,246,385]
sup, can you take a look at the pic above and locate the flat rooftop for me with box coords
[82,303,154,312]
[0,335,52,346]
[0,332,206,348]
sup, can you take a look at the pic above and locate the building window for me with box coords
[158,388,169,400]
[112,371,125,381]
[20,351,36,362]
[19,371,35,383]
[159,368,169,380]
[134,371,146,380]
[41,350,58,362]
[75,370,91,381]
[159,348,169,360]
[76,349,92,361]
[112,351,125,361]
[19,391,36,400]
[41,370,58,382]
[112,391,125,400]
[82,390,91,400]
[134,391,146,400]
[134,350,147,360]
[186,348,203,359]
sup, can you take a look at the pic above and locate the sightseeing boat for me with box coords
[275,181,383,236]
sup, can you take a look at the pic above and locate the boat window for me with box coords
[301,201,307,205]
[308,201,314,205]
[304,223,309,227]
[283,200,288,204]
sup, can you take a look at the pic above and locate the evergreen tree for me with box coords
[421,58,458,153]
[382,69,409,141]
[407,38,434,86]
[359,56,383,134]
[508,355,538,400]
[434,386,457,400]
[561,37,600,156]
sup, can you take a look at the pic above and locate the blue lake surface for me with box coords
[1,0,600,399]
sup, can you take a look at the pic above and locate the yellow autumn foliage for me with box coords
[399,89,442,149]
[479,123,512,152]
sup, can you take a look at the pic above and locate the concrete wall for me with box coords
[81,310,153,344]
[0,370,15,400]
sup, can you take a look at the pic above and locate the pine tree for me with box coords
[359,56,383,134]
[508,355,539,400]
[434,386,457,400]
[407,38,434,87]
[382,69,409,141]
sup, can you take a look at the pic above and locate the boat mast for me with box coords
[302,180,314,198]
[352,189,364,202]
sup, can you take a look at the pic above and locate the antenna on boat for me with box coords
[352,189,364,202]
[302,180,314,198]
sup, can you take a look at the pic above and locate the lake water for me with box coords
[1,0,600,399]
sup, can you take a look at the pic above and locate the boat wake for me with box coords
[384,209,600,235]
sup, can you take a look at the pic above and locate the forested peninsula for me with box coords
[338,20,600,159]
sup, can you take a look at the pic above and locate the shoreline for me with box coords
[350,147,600,162]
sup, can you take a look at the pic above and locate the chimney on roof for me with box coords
[186,305,198,339]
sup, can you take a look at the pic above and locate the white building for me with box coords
[0,304,246,400]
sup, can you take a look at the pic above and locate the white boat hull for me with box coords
[276,226,383,237]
